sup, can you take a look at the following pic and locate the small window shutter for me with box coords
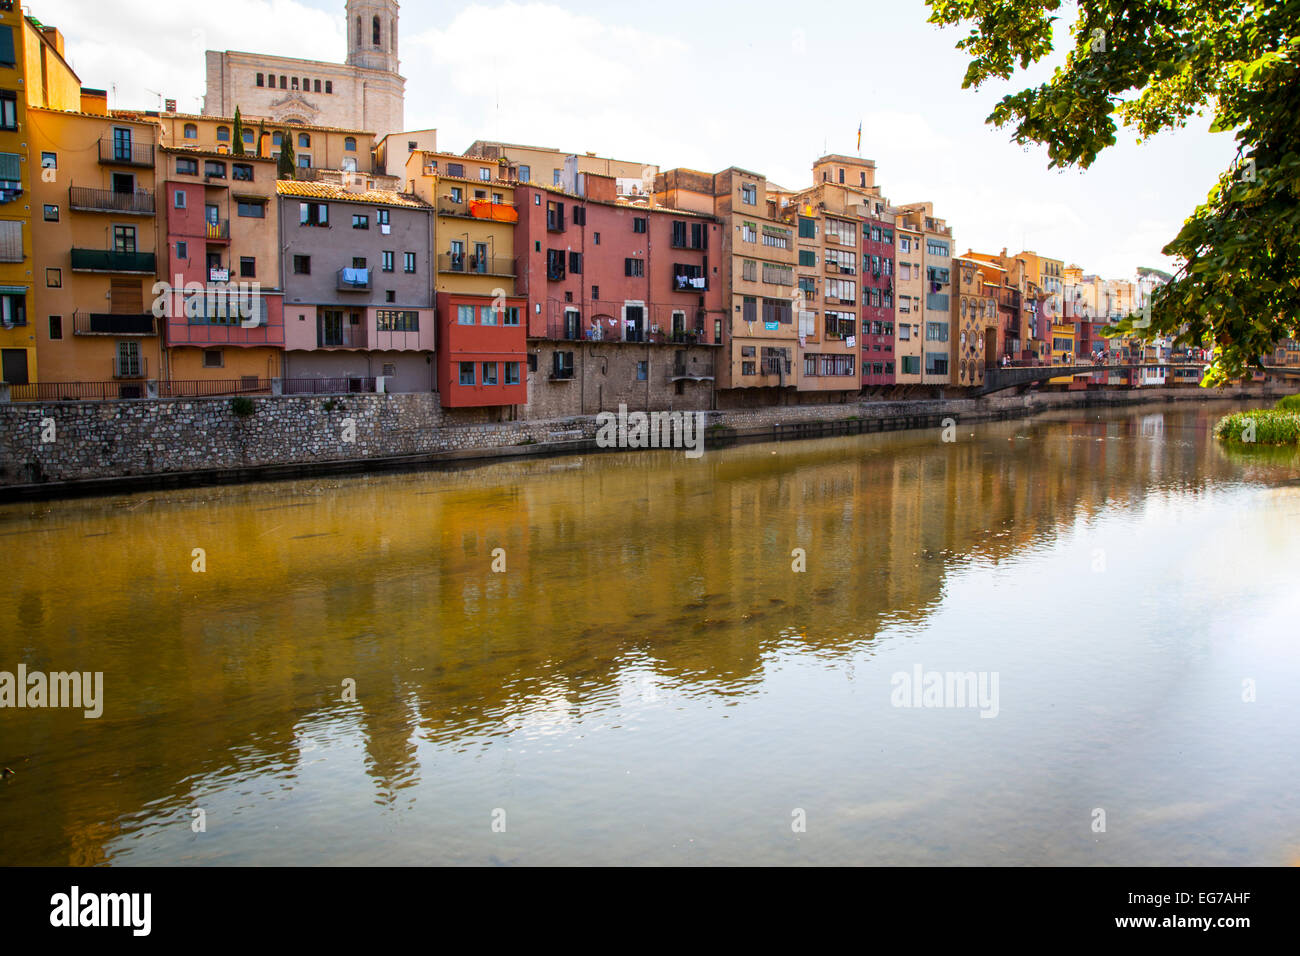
[0,220,22,261]
[0,27,14,66]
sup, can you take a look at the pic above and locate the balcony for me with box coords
[437,253,516,277]
[111,356,149,379]
[75,313,157,336]
[98,138,155,167]
[68,186,155,215]
[205,219,231,242]
[70,248,157,273]
[672,273,709,293]
[337,267,371,292]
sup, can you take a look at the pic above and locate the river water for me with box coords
[2,400,1298,865]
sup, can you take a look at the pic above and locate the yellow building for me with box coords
[0,4,58,388]
[950,256,998,387]
[405,149,520,300]
[28,95,162,389]
[897,202,954,387]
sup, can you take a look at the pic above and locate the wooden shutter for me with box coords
[110,279,144,314]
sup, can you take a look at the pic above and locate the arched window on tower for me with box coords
[373,15,381,48]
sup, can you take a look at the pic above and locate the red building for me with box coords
[436,292,529,407]
[514,181,723,345]
[860,215,896,387]
[157,147,284,383]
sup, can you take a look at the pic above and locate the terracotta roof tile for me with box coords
[275,179,433,209]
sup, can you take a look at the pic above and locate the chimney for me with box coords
[40,26,65,57]
[80,88,109,116]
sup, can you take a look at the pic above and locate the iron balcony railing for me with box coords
[68,186,156,215]
[437,253,516,277]
[74,313,156,336]
[70,248,157,273]
[97,138,155,167]
[205,219,231,241]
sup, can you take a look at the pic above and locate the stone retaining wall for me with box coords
[0,384,1277,492]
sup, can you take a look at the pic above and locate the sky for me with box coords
[32,0,1238,279]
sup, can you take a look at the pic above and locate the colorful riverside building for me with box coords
[777,155,883,400]
[950,257,999,387]
[28,91,163,391]
[0,1,41,388]
[515,170,723,418]
[896,202,954,388]
[860,206,897,389]
[155,146,284,383]
[276,180,435,391]
[404,148,527,415]
[654,167,798,403]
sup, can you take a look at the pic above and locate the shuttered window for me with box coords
[0,220,22,262]
[110,279,144,314]
[0,27,15,67]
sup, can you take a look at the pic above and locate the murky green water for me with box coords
[2,400,1298,865]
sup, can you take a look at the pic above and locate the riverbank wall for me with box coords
[0,383,1282,500]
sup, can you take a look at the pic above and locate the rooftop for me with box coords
[275,180,432,209]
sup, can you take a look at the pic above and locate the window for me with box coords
[41,152,57,170]
[762,297,793,325]
[446,162,464,178]
[741,222,758,243]
[236,201,265,218]
[519,164,531,182]
[569,251,582,275]
[479,305,496,326]
[113,225,137,253]
[382,251,394,272]
[482,362,498,385]
[743,260,757,282]
[325,81,333,94]
[0,91,16,131]
[742,362,756,376]
[203,349,224,368]
[762,227,790,249]
[825,217,856,245]
[175,242,187,260]
[353,214,370,229]
[204,160,226,178]
[232,163,253,181]
[291,77,299,91]
[216,126,230,142]
[292,255,311,274]
[547,200,565,231]
[184,124,198,139]
[457,305,475,325]
[46,268,61,288]
[403,252,416,274]
[279,76,287,89]
[376,209,390,227]
[314,80,322,93]
[298,133,311,149]
[299,203,329,226]
[240,256,256,278]
[633,217,647,234]
[925,352,949,375]
[479,167,491,181]
[459,362,475,386]
[798,217,816,239]
[552,168,562,185]
[43,204,58,222]
[637,361,648,381]
[256,73,264,87]
[762,263,793,286]
[504,362,520,385]
[741,183,757,205]
[901,355,920,375]
[502,306,520,326]
[624,257,644,277]
[547,249,566,280]
[927,239,950,257]
[376,310,419,331]
[742,296,757,323]
[298,154,312,169]
[49,315,62,339]
[798,249,816,268]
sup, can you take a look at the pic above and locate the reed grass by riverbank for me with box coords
[1214,394,1300,445]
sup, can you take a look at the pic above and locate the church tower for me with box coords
[346,0,401,74]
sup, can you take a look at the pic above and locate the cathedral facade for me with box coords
[203,0,405,138]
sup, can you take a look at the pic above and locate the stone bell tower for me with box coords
[347,0,401,74]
